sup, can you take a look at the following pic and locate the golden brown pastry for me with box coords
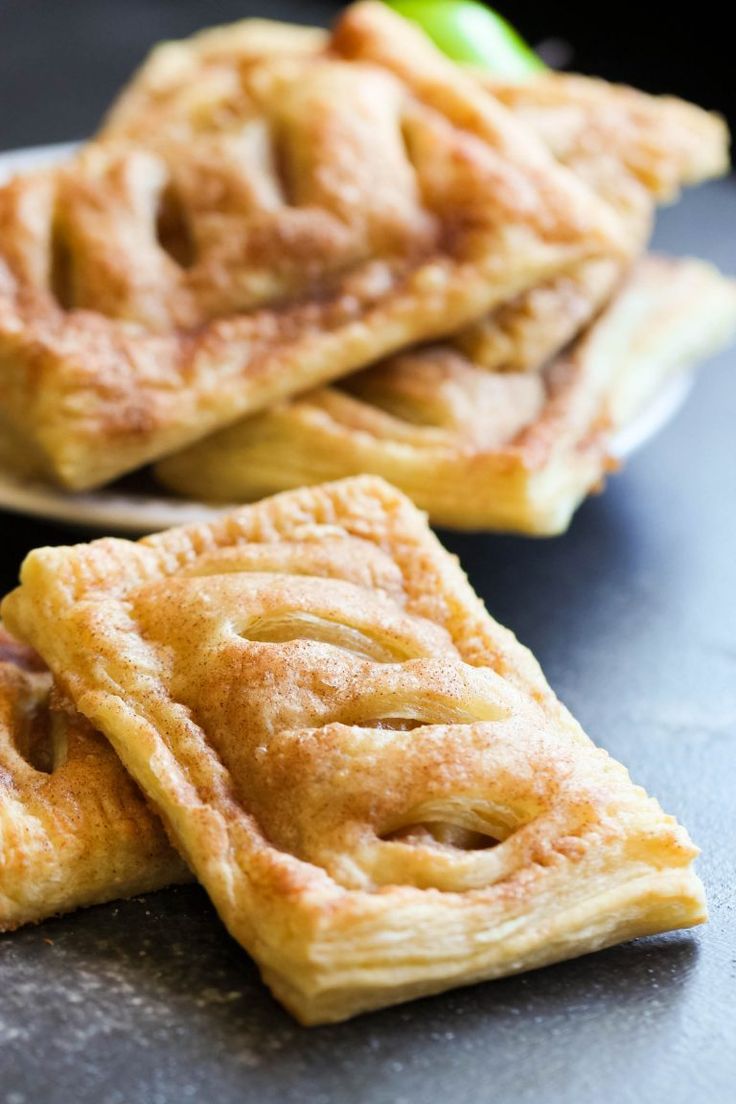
[117,27,730,531]
[155,256,736,534]
[455,70,729,373]
[101,23,729,377]
[0,2,619,491]
[0,627,189,932]
[3,477,706,1023]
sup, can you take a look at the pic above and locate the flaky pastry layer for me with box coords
[455,69,729,373]
[3,477,706,1022]
[0,628,188,931]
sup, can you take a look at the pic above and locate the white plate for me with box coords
[0,142,694,535]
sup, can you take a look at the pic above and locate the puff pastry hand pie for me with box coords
[156,256,736,534]
[101,19,728,378]
[0,2,620,491]
[3,478,706,1023]
[0,627,189,932]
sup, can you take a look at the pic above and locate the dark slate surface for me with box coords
[1,4,735,1101]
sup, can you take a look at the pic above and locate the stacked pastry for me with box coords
[0,2,726,1026]
[0,1,733,532]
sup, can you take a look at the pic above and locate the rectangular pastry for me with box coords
[144,50,732,533]
[102,16,729,379]
[155,256,736,534]
[3,477,706,1023]
[0,2,620,491]
[0,628,188,931]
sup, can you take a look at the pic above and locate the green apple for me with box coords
[386,0,545,78]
